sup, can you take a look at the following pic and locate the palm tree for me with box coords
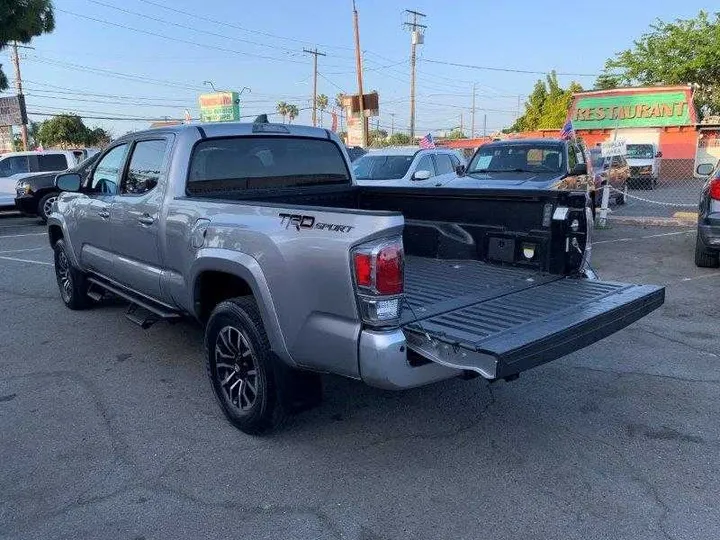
[317,94,329,127]
[286,104,299,124]
[335,93,345,132]
[276,101,289,123]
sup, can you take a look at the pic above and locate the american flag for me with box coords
[419,132,435,149]
[559,120,575,140]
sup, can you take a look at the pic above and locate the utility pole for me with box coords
[483,114,487,137]
[389,113,395,135]
[303,47,326,127]
[471,83,476,138]
[459,112,463,135]
[403,9,426,141]
[352,0,368,147]
[516,94,522,122]
[11,42,28,151]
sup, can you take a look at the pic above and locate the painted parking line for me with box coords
[594,230,694,245]
[0,247,47,254]
[0,233,47,239]
[0,255,53,267]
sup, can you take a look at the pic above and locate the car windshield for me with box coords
[352,154,414,180]
[468,143,564,175]
[626,144,654,159]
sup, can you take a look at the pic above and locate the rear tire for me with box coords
[53,239,91,310]
[37,192,59,223]
[205,297,288,435]
[694,234,719,268]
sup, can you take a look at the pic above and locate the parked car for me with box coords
[448,138,593,197]
[587,148,629,206]
[0,150,83,208]
[626,143,661,189]
[352,147,465,187]
[48,121,663,434]
[694,161,720,267]
[14,152,102,222]
[345,145,367,162]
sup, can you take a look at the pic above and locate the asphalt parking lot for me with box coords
[0,213,718,540]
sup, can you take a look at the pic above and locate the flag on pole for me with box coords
[559,120,575,140]
[419,132,435,149]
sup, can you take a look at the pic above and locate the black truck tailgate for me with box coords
[402,257,665,379]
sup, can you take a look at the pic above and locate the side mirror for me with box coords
[55,173,82,192]
[696,163,715,177]
[455,164,466,176]
[570,163,587,176]
[655,151,663,158]
[412,170,432,181]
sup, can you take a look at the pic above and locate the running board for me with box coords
[87,276,181,328]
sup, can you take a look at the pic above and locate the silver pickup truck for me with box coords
[48,121,664,434]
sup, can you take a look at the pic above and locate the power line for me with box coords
[420,58,602,77]
[134,0,357,53]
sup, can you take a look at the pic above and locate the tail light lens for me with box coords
[710,178,720,201]
[352,238,404,326]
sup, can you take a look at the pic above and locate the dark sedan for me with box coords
[14,153,101,222]
[695,161,720,267]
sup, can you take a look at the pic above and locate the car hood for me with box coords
[15,171,58,188]
[448,171,564,189]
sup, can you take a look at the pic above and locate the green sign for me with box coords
[571,91,692,129]
[198,91,240,122]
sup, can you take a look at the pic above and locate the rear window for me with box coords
[187,136,350,194]
[37,154,69,172]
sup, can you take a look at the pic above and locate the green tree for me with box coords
[0,0,55,90]
[368,128,389,147]
[317,94,329,126]
[36,114,108,148]
[386,132,411,146]
[596,11,720,118]
[276,101,288,123]
[286,104,299,124]
[508,71,582,132]
[445,129,466,140]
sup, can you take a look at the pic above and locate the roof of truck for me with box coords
[126,121,333,141]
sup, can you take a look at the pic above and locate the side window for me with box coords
[121,140,168,195]
[449,154,461,169]
[0,156,30,177]
[38,154,69,172]
[568,145,578,170]
[90,144,129,195]
[415,154,436,176]
[434,153,454,175]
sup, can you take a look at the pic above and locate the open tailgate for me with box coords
[402,258,664,379]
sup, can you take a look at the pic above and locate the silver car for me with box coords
[353,147,465,187]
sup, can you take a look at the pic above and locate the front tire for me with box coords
[37,192,59,223]
[205,297,287,435]
[694,234,719,268]
[53,239,91,309]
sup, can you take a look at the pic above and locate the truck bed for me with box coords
[402,256,664,379]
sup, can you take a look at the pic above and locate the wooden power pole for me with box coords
[303,47,326,127]
[403,9,426,141]
[11,42,28,151]
[352,0,367,147]
[471,83,476,138]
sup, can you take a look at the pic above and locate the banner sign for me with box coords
[0,95,27,126]
[600,139,627,157]
[570,90,693,129]
[0,126,14,153]
[199,92,240,123]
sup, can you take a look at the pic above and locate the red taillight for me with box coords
[710,178,720,201]
[376,245,403,295]
[354,253,372,287]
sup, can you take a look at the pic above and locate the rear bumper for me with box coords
[358,328,462,390]
[698,221,720,250]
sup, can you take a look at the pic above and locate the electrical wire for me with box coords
[420,58,602,77]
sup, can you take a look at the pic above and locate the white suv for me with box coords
[352,147,465,187]
[0,150,82,207]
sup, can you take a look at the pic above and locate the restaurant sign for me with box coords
[199,92,240,123]
[570,90,693,129]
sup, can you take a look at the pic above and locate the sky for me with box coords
[2,0,716,138]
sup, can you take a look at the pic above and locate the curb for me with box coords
[607,215,696,227]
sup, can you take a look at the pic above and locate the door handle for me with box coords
[97,210,110,219]
[137,214,155,226]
